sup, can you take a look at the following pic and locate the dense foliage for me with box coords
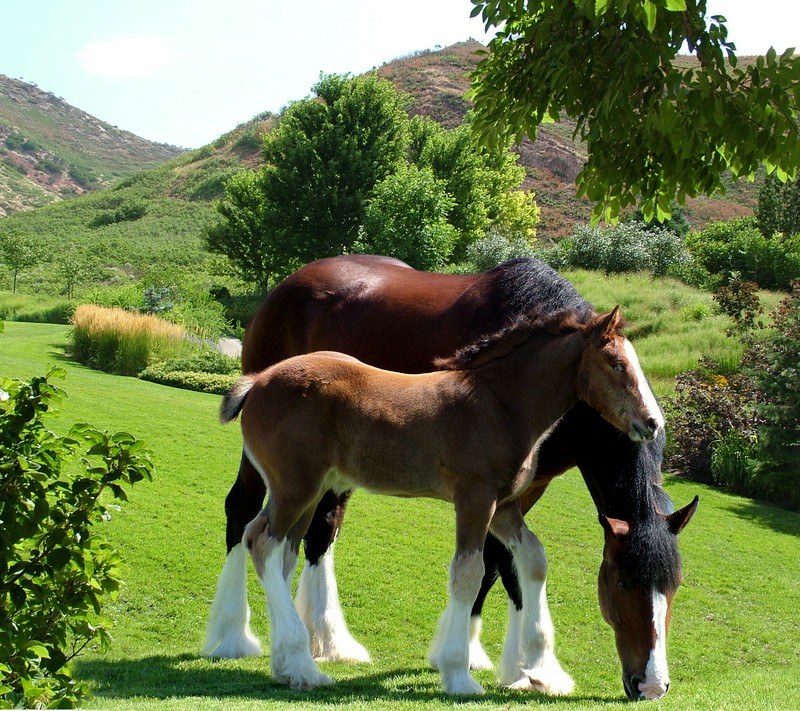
[0,369,154,708]
[686,218,800,290]
[665,285,800,510]
[207,74,538,288]
[469,0,800,222]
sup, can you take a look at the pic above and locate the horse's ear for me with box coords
[591,305,622,343]
[666,495,699,535]
[599,513,631,538]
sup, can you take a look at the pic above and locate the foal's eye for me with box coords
[618,579,630,591]
[612,362,625,373]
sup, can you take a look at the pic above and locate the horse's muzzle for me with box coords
[629,417,660,442]
[623,673,670,701]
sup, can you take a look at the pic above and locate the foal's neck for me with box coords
[477,328,585,432]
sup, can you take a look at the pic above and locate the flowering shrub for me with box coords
[0,369,153,708]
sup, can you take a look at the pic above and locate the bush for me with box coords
[552,222,691,276]
[463,229,536,272]
[138,346,240,394]
[0,369,154,708]
[663,356,761,485]
[138,366,238,394]
[743,283,800,509]
[686,218,800,290]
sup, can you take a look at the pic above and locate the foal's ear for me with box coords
[592,305,622,342]
[599,513,631,538]
[666,495,699,535]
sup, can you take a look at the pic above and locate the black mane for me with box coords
[488,257,594,320]
[435,308,593,371]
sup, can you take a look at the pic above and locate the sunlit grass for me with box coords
[2,302,798,711]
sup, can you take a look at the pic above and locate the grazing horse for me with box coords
[203,255,697,699]
[220,306,662,694]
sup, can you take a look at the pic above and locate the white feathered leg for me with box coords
[499,529,574,695]
[201,542,262,658]
[295,544,371,662]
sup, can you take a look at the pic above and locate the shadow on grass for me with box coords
[76,654,613,705]
[723,499,800,538]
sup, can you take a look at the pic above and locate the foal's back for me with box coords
[238,353,469,500]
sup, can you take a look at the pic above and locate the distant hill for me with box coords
[378,41,758,237]
[0,40,762,269]
[0,74,184,216]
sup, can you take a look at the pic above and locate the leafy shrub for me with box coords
[743,282,800,509]
[463,229,536,272]
[663,356,761,485]
[713,280,763,335]
[138,345,239,394]
[552,222,691,276]
[686,218,800,290]
[89,202,147,228]
[138,366,238,394]
[70,305,188,376]
[0,369,154,708]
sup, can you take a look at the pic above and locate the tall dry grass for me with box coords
[70,305,188,376]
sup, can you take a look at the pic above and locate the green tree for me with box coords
[355,164,458,271]
[469,0,800,222]
[407,116,537,258]
[0,231,43,294]
[756,172,800,239]
[744,283,800,508]
[208,73,410,289]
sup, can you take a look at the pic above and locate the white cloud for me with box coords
[76,37,171,78]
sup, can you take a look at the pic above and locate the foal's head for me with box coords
[578,306,664,442]
[597,497,698,700]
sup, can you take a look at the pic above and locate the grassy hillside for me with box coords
[0,74,184,215]
[2,273,797,709]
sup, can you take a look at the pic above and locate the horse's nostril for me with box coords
[646,417,659,433]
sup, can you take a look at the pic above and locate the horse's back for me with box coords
[242,255,484,375]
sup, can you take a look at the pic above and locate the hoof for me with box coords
[504,666,574,696]
[442,669,485,696]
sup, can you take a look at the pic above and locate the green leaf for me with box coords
[643,0,657,32]
[664,0,686,10]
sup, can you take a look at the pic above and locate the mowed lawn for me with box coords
[1,318,798,711]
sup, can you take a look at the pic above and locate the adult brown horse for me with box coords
[220,305,661,694]
[203,255,697,699]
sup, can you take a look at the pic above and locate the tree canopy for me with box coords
[469,0,800,223]
[208,74,538,288]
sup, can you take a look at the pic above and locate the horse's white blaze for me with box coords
[623,339,664,433]
[295,545,371,662]
[201,542,262,658]
[639,591,670,700]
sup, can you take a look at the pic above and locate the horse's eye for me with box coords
[612,362,625,373]
[618,578,630,591]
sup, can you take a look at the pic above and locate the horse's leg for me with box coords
[490,504,574,696]
[202,452,265,658]
[294,489,371,662]
[245,496,334,690]
[429,489,496,695]
[463,533,520,671]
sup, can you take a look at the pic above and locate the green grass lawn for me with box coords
[2,318,799,710]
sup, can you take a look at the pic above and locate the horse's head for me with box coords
[578,306,664,442]
[597,496,699,700]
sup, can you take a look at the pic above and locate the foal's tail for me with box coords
[220,374,259,423]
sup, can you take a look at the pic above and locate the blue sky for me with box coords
[1,0,797,149]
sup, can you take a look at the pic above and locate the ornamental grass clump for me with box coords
[70,304,187,376]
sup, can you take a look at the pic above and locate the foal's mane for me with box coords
[435,308,595,371]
